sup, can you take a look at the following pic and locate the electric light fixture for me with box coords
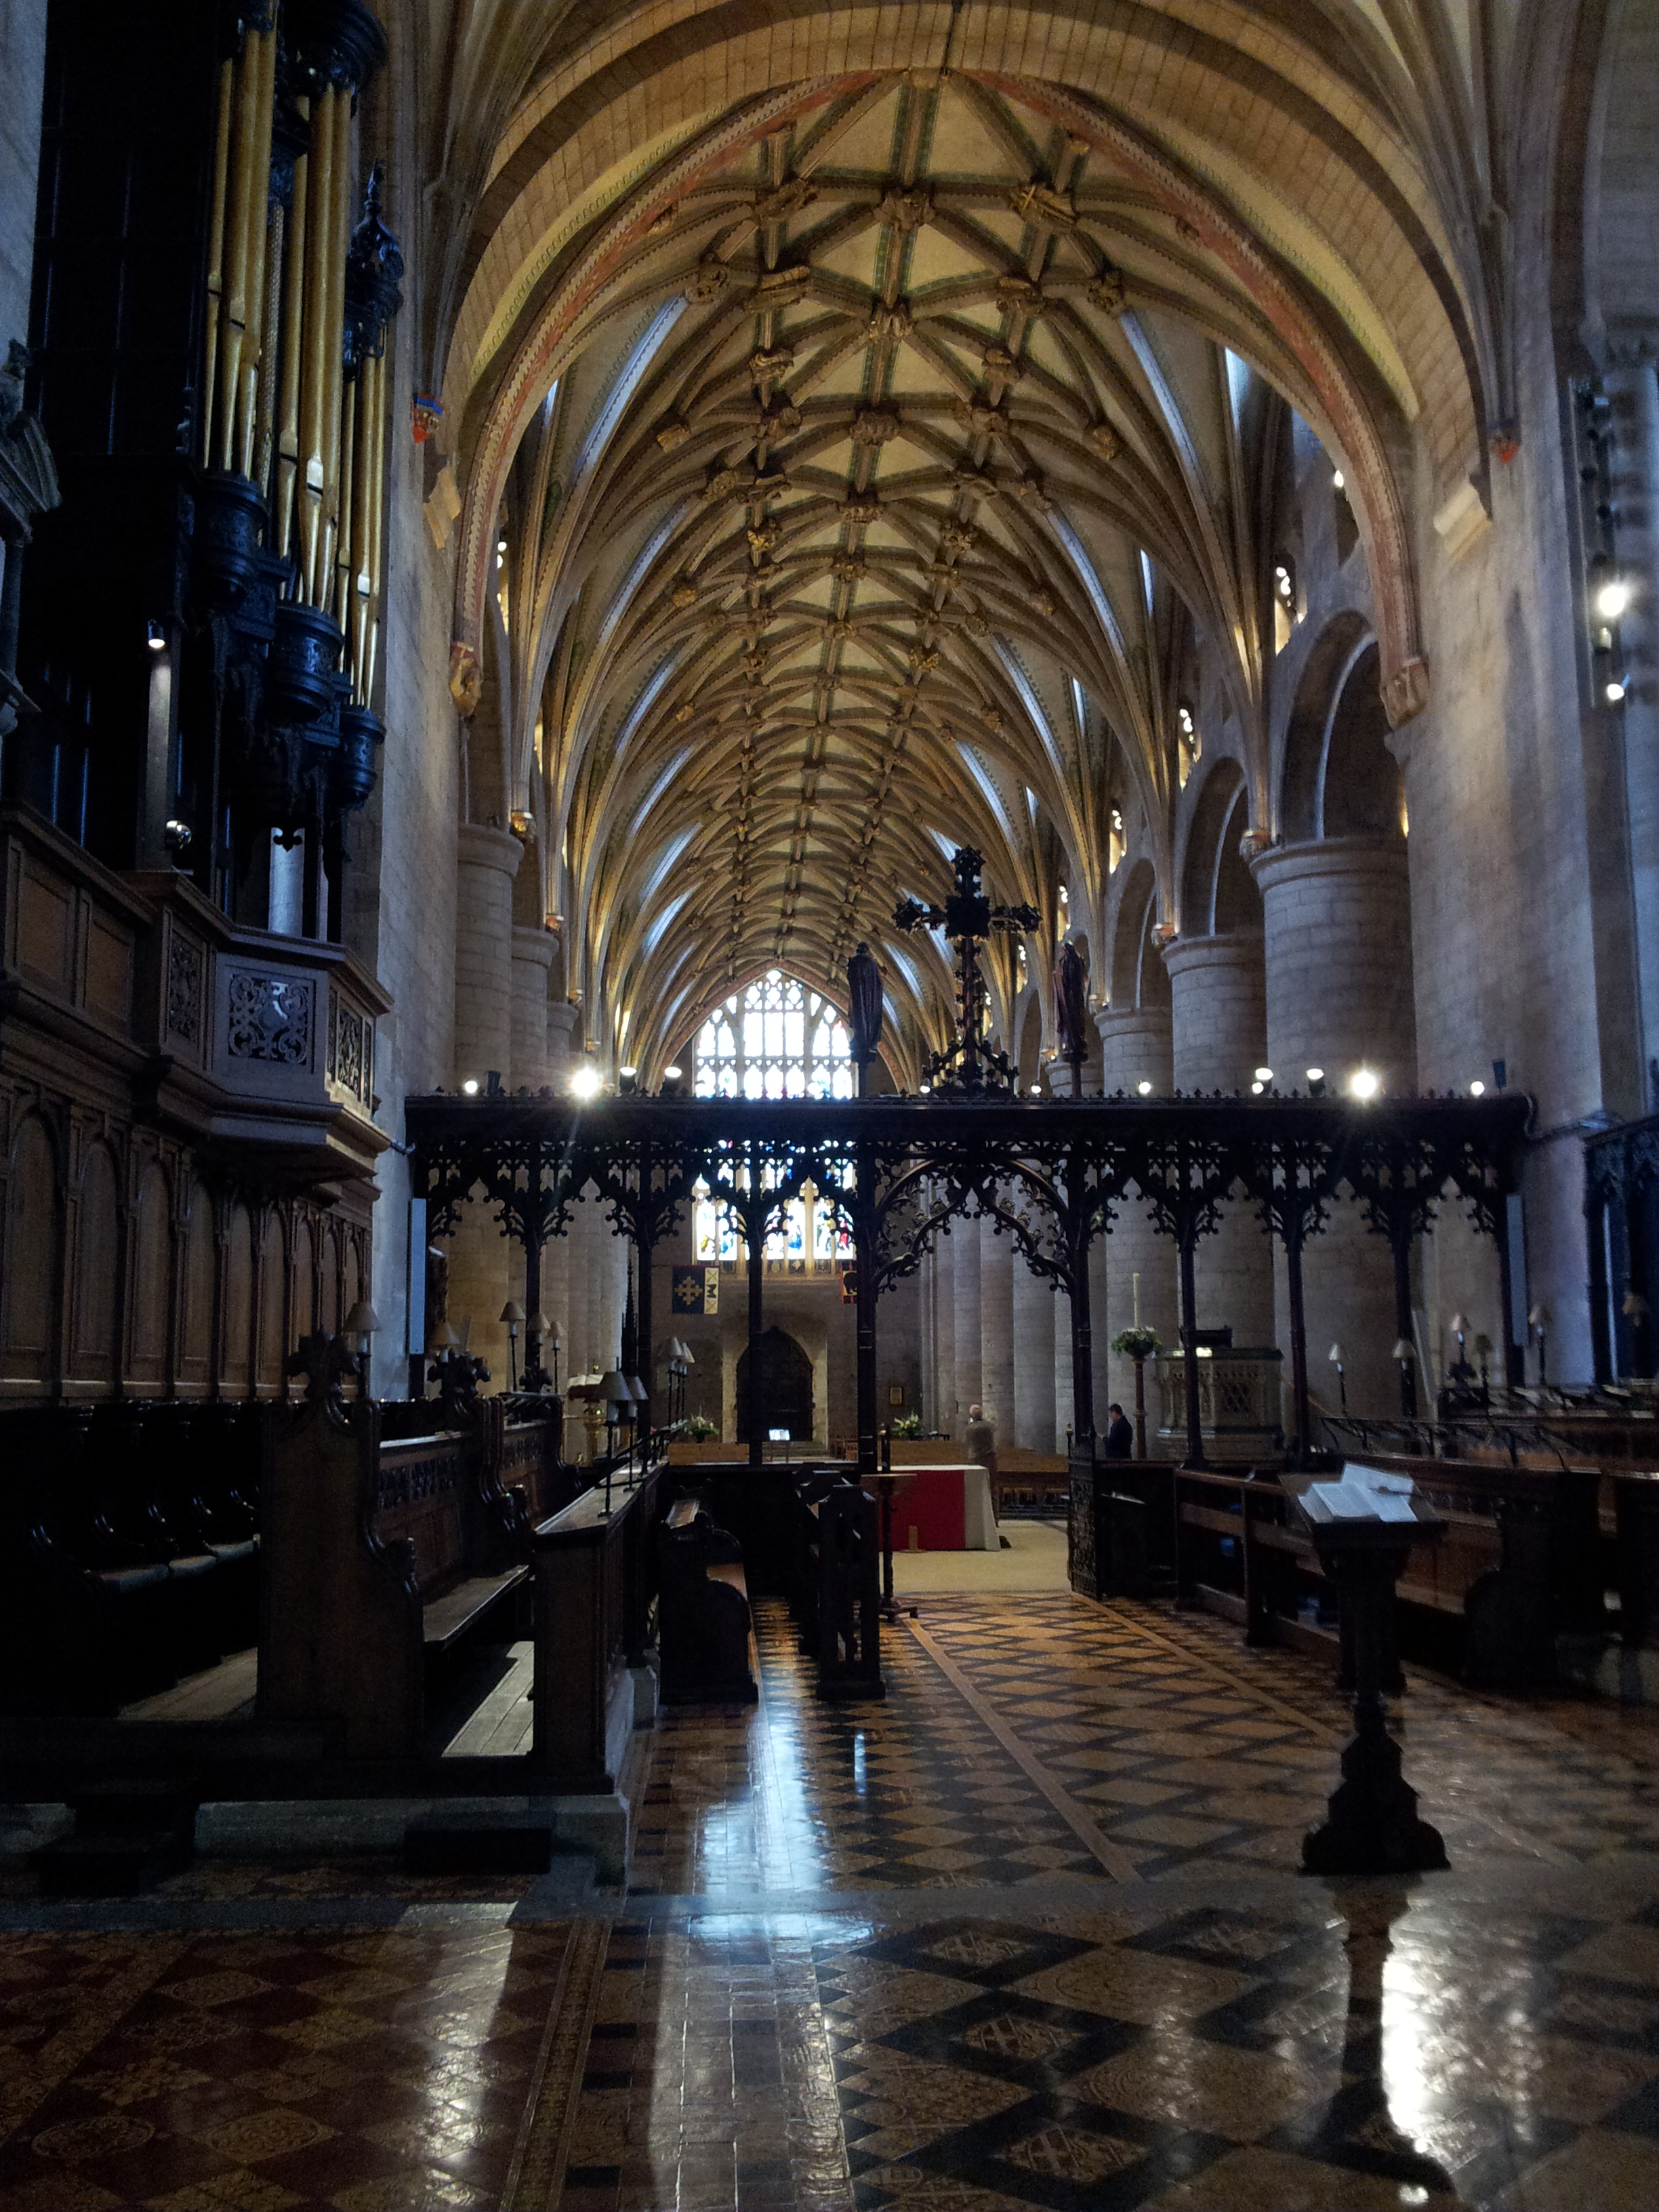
[570,1063,602,1101]
[1348,1066,1380,1101]
[1595,573,1632,621]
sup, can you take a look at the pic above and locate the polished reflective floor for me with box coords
[2,1592,1657,2209]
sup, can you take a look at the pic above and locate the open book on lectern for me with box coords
[1300,1463,1418,1524]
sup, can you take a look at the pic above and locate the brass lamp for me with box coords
[1528,1304,1551,1391]
[344,1299,380,1395]
[1391,1337,1417,1418]
[499,1298,526,1390]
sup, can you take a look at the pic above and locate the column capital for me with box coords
[1160,929,1263,982]
[1251,835,1408,898]
[510,922,556,970]
[457,821,524,878]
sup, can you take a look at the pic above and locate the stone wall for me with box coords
[0,0,45,352]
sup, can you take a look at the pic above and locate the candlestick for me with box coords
[1132,1271,1141,1330]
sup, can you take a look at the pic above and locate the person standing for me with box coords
[964,1401,997,1481]
[1105,1401,1134,1459]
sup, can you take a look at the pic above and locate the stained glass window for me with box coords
[692,970,853,1100]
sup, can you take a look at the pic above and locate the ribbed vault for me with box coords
[416,5,1501,1082]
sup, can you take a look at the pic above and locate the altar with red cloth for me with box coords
[875,1465,1000,1551]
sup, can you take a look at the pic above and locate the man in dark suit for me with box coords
[1105,1401,1134,1458]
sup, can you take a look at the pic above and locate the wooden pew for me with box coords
[1614,1470,1659,1651]
[530,1462,666,1794]
[801,1476,883,1699]
[1162,1451,1604,1687]
[258,1368,530,1758]
[0,1401,266,1715]
[658,1496,756,1703]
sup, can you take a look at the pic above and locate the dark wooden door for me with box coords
[736,1328,814,1441]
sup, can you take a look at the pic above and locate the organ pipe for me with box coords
[201,56,234,467]
[213,19,276,476]
[274,121,308,565]
[197,4,398,710]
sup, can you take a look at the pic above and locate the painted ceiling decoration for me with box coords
[417,5,1504,1084]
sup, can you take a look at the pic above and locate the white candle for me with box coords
[1132,1271,1141,1329]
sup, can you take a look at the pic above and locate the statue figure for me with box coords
[846,941,882,1094]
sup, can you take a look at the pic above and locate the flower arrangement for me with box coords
[890,1411,924,1439]
[680,1412,719,1439]
[1111,1327,1160,1359]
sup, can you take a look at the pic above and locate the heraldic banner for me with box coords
[672,1264,719,1315]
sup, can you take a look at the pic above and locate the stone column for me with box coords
[980,1216,1015,1446]
[1054,1293,1074,1444]
[445,824,522,1385]
[1607,350,1659,1094]
[1097,1007,1180,1420]
[1254,838,1415,1418]
[510,925,555,1093]
[1014,1257,1057,1450]
[452,823,520,1086]
[1164,935,1275,1348]
[953,1218,982,1426]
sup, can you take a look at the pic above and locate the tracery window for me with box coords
[692,970,854,1100]
[691,1174,851,1277]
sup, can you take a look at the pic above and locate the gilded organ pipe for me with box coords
[214,20,275,475]
[253,195,284,497]
[275,120,308,565]
[296,82,338,604]
[201,56,234,468]
[195,1,398,769]
[318,85,353,605]
[234,25,277,481]
[364,350,386,703]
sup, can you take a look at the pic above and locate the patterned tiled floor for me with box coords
[3,1589,1658,2209]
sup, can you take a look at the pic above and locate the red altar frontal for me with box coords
[877,1465,1000,1551]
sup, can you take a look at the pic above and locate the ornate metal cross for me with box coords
[895,844,1039,1094]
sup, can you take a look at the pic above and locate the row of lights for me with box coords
[1576,386,1633,705]
[463,1061,1498,1105]
[459,1058,686,1102]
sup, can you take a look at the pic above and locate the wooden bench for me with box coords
[531,1462,665,1799]
[1156,1450,1605,1687]
[259,1380,529,1757]
[0,1401,266,1715]
[658,1495,756,1703]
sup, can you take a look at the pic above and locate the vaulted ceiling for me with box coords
[400,1,1524,1082]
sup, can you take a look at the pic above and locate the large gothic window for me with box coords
[692,970,854,1099]
[689,972,853,1273]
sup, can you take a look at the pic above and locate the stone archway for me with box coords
[736,1326,815,1442]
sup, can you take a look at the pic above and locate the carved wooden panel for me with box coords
[84,910,134,1031]
[257,1210,287,1392]
[1,1115,58,1387]
[224,1200,254,1395]
[180,1179,216,1385]
[127,1160,171,1385]
[291,1216,316,1343]
[320,1224,343,1337]
[68,1141,121,1391]
[16,863,72,991]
